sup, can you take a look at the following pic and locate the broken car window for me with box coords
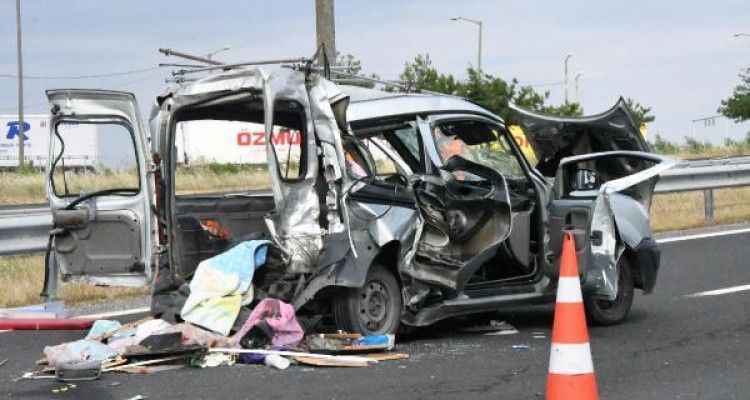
[271,99,306,181]
[433,120,525,179]
[50,121,140,197]
[172,99,306,196]
[174,119,274,196]
[362,136,399,175]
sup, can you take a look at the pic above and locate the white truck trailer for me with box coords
[0,114,98,170]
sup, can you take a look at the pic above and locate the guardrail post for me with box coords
[703,189,715,223]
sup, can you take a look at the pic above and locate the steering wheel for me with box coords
[63,188,139,210]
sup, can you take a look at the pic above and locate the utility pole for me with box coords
[16,0,25,168]
[564,53,573,104]
[315,0,336,66]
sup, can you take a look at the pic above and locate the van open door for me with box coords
[549,151,675,299]
[44,89,154,293]
[403,116,514,291]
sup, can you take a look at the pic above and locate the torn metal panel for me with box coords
[352,203,417,247]
[587,194,619,300]
[404,157,513,290]
[307,77,350,234]
[263,69,323,274]
[508,98,651,175]
[607,193,652,248]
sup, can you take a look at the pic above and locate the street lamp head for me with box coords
[450,17,459,21]
[734,33,750,38]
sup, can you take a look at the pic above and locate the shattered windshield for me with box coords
[432,120,525,179]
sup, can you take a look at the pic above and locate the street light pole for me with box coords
[15,0,24,168]
[575,71,583,103]
[450,17,483,72]
[564,53,573,104]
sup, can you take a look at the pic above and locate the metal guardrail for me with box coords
[0,156,748,256]
[0,204,52,256]
[655,156,750,222]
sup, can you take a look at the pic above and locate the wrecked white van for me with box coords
[40,65,674,335]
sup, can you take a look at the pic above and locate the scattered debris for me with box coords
[85,320,122,341]
[181,241,270,336]
[460,320,519,335]
[232,298,304,348]
[51,383,76,394]
[191,353,235,369]
[306,333,395,353]
[293,355,369,368]
[15,242,411,388]
[43,340,117,368]
[54,359,102,381]
[264,354,290,370]
[125,395,147,400]
[361,353,409,362]
[0,358,7,368]
[512,344,530,350]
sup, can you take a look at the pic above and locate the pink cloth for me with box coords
[230,299,304,348]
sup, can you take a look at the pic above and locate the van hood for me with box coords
[508,98,651,176]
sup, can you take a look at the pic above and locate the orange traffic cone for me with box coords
[546,231,599,400]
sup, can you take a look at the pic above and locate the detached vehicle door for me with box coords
[45,89,153,287]
[405,115,514,290]
[508,99,676,300]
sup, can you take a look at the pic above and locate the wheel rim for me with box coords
[359,280,391,332]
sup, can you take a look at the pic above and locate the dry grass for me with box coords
[174,166,271,195]
[0,167,271,205]
[0,172,47,205]
[0,255,148,308]
[650,187,750,232]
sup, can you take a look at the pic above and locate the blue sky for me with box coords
[1,0,750,143]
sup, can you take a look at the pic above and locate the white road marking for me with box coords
[657,227,750,244]
[685,284,750,298]
[73,306,150,320]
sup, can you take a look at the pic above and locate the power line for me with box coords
[0,66,160,80]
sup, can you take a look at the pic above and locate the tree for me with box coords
[624,98,655,129]
[719,68,750,122]
[650,134,679,154]
[398,54,582,121]
[399,54,461,94]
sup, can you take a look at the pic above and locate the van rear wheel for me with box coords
[583,256,634,325]
[333,263,401,335]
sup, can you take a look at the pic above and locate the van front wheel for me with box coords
[583,256,635,326]
[333,263,402,335]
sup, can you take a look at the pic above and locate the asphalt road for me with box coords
[1,230,749,400]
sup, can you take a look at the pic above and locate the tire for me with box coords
[583,256,635,326]
[333,263,402,335]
